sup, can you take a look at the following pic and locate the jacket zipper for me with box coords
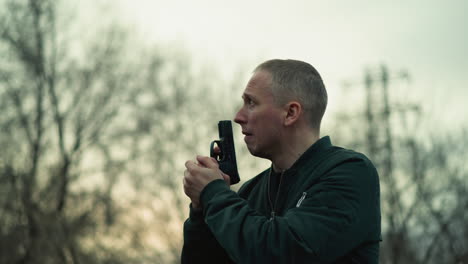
[268,170,284,220]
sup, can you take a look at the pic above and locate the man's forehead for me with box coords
[248,70,271,86]
[243,71,272,96]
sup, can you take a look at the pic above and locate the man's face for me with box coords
[234,70,284,159]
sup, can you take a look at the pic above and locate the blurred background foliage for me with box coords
[0,0,466,263]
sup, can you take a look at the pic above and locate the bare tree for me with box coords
[0,0,143,262]
[0,1,255,263]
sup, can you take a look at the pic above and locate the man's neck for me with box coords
[271,131,320,172]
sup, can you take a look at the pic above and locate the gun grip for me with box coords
[210,120,240,185]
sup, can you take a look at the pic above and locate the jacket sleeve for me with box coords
[199,158,380,264]
[181,203,231,263]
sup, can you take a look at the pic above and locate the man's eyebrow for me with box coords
[242,93,257,101]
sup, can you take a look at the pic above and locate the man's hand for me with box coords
[183,155,231,208]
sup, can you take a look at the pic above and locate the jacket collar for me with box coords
[275,136,333,177]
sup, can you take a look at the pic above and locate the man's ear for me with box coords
[283,101,302,126]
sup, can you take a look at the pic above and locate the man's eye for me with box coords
[242,96,256,107]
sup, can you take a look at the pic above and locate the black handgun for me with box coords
[210,120,240,184]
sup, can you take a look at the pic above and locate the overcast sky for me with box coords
[113,0,467,129]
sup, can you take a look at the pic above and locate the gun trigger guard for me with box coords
[210,140,221,159]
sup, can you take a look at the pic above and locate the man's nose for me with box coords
[234,108,246,124]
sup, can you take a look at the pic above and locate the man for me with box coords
[182,59,381,263]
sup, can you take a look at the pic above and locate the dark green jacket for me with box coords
[182,136,381,263]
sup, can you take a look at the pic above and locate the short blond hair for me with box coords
[254,59,328,130]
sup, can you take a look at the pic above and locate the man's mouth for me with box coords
[242,131,253,143]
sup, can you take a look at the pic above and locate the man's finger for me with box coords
[196,155,219,169]
[184,169,190,180]
[222,173,231,185]
[213,146,221,154]
[185,160,199,171]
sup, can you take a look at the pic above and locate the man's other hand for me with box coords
[183,155,230,208]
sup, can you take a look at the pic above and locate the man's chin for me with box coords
[247,145,268,159]
[246,145,258,156]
